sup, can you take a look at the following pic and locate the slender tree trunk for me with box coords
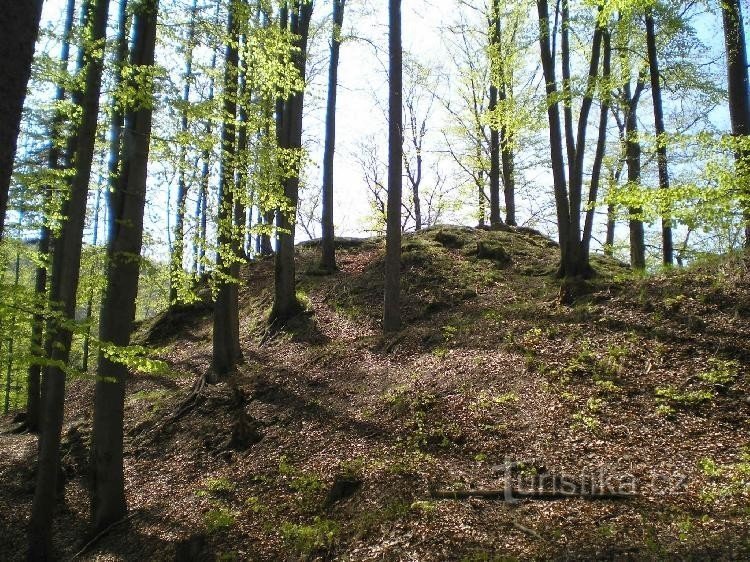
[722,0,750,247]
[0,0,44,241]
[26,0,77,433]
[270,1,313,326]
[29,0,112,556]
[568,13,603,274]
[320,0,346,271]
[605,203,616,256]
[499,85,516,225]
[536,0,573,274]
[383,0,403,332]
[90,0,159,532]
[212,0,242,378]
[582,29,611,258]
[645,7,673,265]
[170,0,198,303]
[560,0,575,174]
[5,245,22,414]
[81,178,104,373]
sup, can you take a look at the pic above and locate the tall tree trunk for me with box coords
[383,0,403,332]
[28,0,112,557]
[90,0,159,532]
[212,0,242,378]
[568,13,603,274]
[623,79,646,270]
[320,0,346,271]
[582,29,611,258]
[170,0,198,303]
[270,1,313,326]
[499,81,516,226]
[645,7,673,265]
[0,0,44,241]
[26,0,77,433]
[722,0,750,247]
[487,3,502,229]
[536,0,573,274]
[194,11,220,280]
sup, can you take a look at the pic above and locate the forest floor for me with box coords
[2,225,750,561]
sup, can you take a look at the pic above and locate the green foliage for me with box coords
[655,386,714,409]
[203,507,236,533]
[280,517,338,556]
[197,477,236,498]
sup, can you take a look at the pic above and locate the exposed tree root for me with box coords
[70,512,137,560]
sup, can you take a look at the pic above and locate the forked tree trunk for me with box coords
[90,0,159,533]
[582,30,611,258]
[645,7,673,265]
[383,0,403,332]
[29,0,112,557]
[320,0,346,271]
[212,0,243,378]
[0,0,43,241]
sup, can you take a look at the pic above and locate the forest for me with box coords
[1,0,749,560]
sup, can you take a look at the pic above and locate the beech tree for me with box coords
[270,0,314,327]
[91,0,160,532]
[29,0,113,556]
[722,0,750,247]
[212,0,243,378]
[320,0,346,272]
[645,4,673,265]
[536,0,608,280]
[383,0,402,332]
[25,0,78,433]
[0,1,44,241]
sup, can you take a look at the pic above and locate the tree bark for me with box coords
[270,1,313,326]
[487,2,502,229]
[722,0,750,247]
[645,7,673,265]
[90,0,159,533]
[623,78,646,270]
[320,0,345,271]
[383,0,403,332]
[536,0,573,274]
[583,30,611,258]
[26,0,77,433]
[212,0,243,378]
[170,0,198,303]
[0,0,44,241]
[29,0,112,557]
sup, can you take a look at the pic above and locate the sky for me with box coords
[24,0,746,264]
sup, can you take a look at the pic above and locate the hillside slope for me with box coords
[2,225,750,561]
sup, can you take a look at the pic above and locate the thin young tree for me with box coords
[29,0,113,556]
[320,0,346,272]
[383,0,402,332]
[645,5,673,265]
[487,1,502,228]
[212,0,243,378]
[90,0,160,532]
[170,0,199,304]
[0,1,44,240]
